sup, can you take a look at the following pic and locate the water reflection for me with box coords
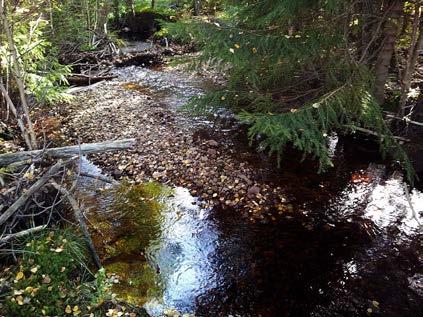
[78,159,422,316]
[364,173,422,235]
[113,66,205,109]
[145,188,218,316]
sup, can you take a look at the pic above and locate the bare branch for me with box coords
[0,225,46,245]
[50,181,102,269]
[0,159,69,226]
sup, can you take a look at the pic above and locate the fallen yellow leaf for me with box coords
[16,271,24,281]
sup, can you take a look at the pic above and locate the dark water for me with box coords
[205,172,422,317]
[81,146,422,317]
[77,55,423,317]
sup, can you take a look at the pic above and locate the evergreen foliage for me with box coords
[165,0,413,179]
[0,2,71,105]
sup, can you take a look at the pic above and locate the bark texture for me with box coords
[0,139,136,167]
[374,0,404,104]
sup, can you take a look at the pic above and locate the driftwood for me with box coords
[0,139,136,167]
[51,181,102,269]
[0,137,130,259]
[67,73,117,85]
[0,160,68,226]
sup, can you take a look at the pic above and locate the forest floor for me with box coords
[48,50,290,222]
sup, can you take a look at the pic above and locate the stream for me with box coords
[75,46,423,317]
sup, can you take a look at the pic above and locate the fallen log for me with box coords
[0,139,136,167]
[67,74,117,86]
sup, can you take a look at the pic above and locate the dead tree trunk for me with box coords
[125,0,135,16]
[373,0,404,104]
[67,74,117,86]
[0,1,37,149]
[399,5,423,116]
[0,80,32,148]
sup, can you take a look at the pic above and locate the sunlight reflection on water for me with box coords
[365,174,422,235]
[144,187,219,316]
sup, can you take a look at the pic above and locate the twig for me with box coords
[79,172,119,185]
[0,159,68,226]
[6,159,37,170]
[0,80,32,149]
[50,181,102,269]
[403,183,422,226]
[0,225,46,245]
[384,112,423,127]
[345,125,410,142]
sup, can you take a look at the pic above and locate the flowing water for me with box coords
[77,52,423,317]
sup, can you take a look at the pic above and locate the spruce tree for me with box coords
[166,0,413,178]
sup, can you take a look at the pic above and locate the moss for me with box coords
[104,261,161,306]
[86,181,171,306]
[108,181,172,253]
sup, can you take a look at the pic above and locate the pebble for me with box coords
[53,66,290,222]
